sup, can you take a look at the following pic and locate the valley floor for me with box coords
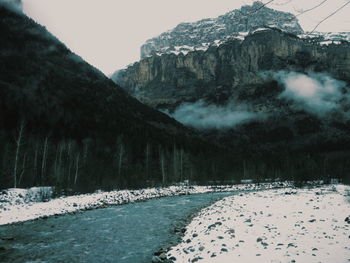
[0,182,292,225]
[166,185,350,263]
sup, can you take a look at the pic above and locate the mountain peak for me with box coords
[140,2,303,59]
[0,0,22,11]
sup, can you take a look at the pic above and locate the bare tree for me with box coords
[13,121,25,188]
[33,140,39,184]
[83,139,90,164]
[56,141,65,184]
[53,144,59,181]
[180,148,183,182]
[74,153,80,185]
[159,146,166,185]
[18,151,27,186]
[116,136,124,176]
[173,143,177,179]
[66,140,72,185]
[41,136,49,184]
[1,143,9,185]
[145,142,150,178]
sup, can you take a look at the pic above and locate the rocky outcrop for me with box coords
[140,1,303,59]
[114,29,350,109]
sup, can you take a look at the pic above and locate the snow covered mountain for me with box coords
[140,1,303,58]
[140,1,350,59]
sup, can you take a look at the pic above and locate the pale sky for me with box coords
[22,0,350,75]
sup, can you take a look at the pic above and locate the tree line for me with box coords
[1,121,349,193]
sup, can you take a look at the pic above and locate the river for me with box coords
[0,191,235,263]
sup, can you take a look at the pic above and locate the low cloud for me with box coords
[166,71,349,130]
[165,100,260,130]
[273,71,348,117]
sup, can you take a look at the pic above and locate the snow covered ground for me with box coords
[166,184,350,263]
[0,182,292,226]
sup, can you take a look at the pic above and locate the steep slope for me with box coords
[0,5,234,190]
[140,1,303,58]
[0,5,191,139]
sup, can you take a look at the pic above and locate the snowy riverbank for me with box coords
[166,184,350,263]
[0,182,293,225]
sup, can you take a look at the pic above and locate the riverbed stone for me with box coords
[154,248,166,256]
[152,256,162,263]
[345,216,350,224]
[159,252,167,260]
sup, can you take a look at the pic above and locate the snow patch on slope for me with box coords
[301,32,350,46]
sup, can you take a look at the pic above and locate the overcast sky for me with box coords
[22,0,350,75]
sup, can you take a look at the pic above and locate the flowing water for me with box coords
[0,192,235,263]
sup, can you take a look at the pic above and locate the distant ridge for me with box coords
[140,1,303,58]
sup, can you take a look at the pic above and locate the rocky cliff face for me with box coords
[140,1,303,59]
[112,2,350,154]
[115,29,350,109]
[113,28,350,152]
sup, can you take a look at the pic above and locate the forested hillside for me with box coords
[0,5,238,192]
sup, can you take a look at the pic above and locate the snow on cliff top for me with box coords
[140,2,303,59]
